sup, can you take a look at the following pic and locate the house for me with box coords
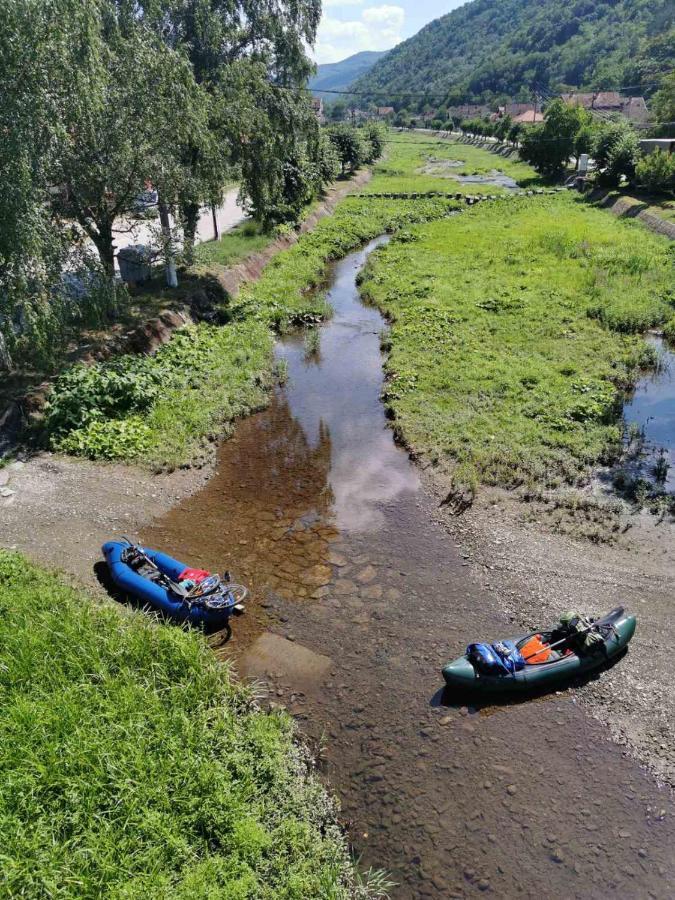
[311,96,325,124]
[377,106,394,119]
[562,92,650,124]
[512,108,544,124]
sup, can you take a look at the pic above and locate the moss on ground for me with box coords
[0,551,369,898]
[359,192,673,492]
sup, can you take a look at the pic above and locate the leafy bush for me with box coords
[594,121,639,186]
[636,150,675,194]
[604,131,639,187]
[45,322,274,467]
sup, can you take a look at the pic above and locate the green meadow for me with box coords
[359,192,673,492]
[363,133,544,196]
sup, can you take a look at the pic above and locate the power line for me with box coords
[307,71,673,102]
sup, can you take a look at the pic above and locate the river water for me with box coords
[622,335,675,492]
[143,240,675,898]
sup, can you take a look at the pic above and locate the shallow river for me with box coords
[143,240,675,898]
[622,335,675,492]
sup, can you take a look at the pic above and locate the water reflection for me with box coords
[143,237,419,609]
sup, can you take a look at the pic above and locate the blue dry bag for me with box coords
[467,639,524,676]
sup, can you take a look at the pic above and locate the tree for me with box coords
[0,0,104,369]
[520,99,587,177]
[50,15,200,279]
[136,0,321,254]
[326,125,367,175]
[651,73,675,137]
[494,114,512,142]
[329,100,347,122]
[604,131,640,188]
[361,123,386,163]
[593,119,639,186]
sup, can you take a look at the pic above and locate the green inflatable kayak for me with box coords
[442,607,636,694]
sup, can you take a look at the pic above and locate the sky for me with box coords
[314,0,467,65]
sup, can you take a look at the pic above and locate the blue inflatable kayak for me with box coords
[103,539,247,629]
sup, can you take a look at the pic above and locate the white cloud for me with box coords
[313,4,404,64]
[323,0,364,6]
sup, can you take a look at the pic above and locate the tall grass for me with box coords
[0,551,362,898]
[359,193,673,491]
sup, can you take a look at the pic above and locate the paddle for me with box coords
[520,619,600,664]
[121,537,189,599]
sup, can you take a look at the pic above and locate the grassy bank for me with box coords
[363,133,544,196]
[45,322,274,470]
[359,193,673,494]
[0,551,367,898]
[45,195,459,465]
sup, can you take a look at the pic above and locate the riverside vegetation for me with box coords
[44,195,460,465]
[359,191,673,501]
[45,135,674,509]
[0,550,380,898]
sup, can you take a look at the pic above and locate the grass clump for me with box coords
[194,219,274,270]
[45,322,273,469]
[0,550,368,898]
[359,193,673,491]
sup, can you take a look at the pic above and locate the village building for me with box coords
[561,92,650,125]
[310,96,325,125]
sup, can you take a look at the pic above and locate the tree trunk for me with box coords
[181,201,200,265]
[158,198,178,288]
[91,221,116,279]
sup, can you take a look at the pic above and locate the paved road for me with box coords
[112,186,246,267]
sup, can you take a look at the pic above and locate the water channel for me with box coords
[622,334,675,492]
[143,240,675,898]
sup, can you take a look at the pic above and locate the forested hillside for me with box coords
[310,51,385,98]
[354,0,674,108]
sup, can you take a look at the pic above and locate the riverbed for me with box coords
[139,240,675,898]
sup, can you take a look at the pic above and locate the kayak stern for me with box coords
[442,656,479,689]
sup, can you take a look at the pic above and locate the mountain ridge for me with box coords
[309,51,386,99]
[353,0,674,109]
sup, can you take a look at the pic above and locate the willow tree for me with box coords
[50,5,203,279]
[0,0,103,369]
[131,0,323,253]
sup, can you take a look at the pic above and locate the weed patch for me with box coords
[45,323,273,469]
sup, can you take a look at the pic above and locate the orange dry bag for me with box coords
[520,634,551,664]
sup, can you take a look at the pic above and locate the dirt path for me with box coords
[2,239,675,898]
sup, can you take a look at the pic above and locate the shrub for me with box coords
[604,131,639,187]
[635,150,675,194]
[593,120,639,186]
